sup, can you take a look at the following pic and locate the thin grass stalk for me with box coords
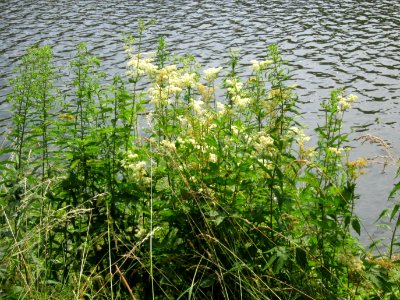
[389,211,400,259]
[150,138,155,300]
[107,203,114,300]
[76,210,93,299]
[115,265,137,300]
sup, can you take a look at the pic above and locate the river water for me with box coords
[1,0,399,245]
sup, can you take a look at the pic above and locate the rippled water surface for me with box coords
[1,0,399,243]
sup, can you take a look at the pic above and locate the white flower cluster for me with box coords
[328,147,344,155]
[339,253,364,273]
[203,66,222,82]
[197,83,215,102]
[177,137,201,150]
[226,79,243,95]
[192,99,205,115]
[254,133,274,154]
[232,95,251,108]
[216,102,226,115]
[143,63,199,107]
[289,126,311,144]
[209,153,217,163]
[160,139,176,152]
[120,151,150,184]
[156,65,178,84]
[338,94,358,112]
[250,59,273,72]
[127,53,158,77]
[171,72,197,88]
[225,78,252,108]
[148,84,171,106]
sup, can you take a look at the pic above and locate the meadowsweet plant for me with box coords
[1,20,400,299]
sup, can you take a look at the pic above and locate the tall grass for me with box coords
[0,21,399,299]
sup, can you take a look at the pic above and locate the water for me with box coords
[1,0,399,245]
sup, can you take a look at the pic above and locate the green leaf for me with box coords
[215,215,226,226]
[389,181,400,198]
[352,217,361,235]
[159,209,175,218]
[377,208,388,221]
[390,204,400,221]
[368,239,383,250]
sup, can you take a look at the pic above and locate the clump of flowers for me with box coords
[328,147,344,155]
[160,139,176,152]
[120,151,150,185]
[127,53,158,77]
[338,253,364,274]
[148,84,171,106]
[338,94,358,111]
[171,72,197,89]
[203,66,222,82]
[232,95,251,107]
[289,126,311,145]
[250,59,273,72]
[346,157,367,179]
[253,132,274,154]
[197,83,215,102]
[226,78,244,95]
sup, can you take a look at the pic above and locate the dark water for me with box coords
[1,0,400,244]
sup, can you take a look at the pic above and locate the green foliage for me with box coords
[1,21,399,299]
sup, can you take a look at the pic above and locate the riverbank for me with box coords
[1,26,399,298]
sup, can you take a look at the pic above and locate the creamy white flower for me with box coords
[250,60,261,72]
[259,135,274,146]
[165,65,178,73]
[177,116,188,125]
[192,99,205,115]
[168,85,183,94]
[121,159,148,180]
[250,59,273,72]
[171,72,197,88]
[160,139,176,151]
[233,95,251,107]
[338,99,351,111]
[209,153,217,163]
[290,127,310,144]
[216,102,226,115]
[254,134,274,153]
[203,66,222,81]
[127,152,139,160]
[328,147,344,155]
[347,94,358,103]
[226,79,243,94]
[148,85,170,105]
[187,138,197,146]
[209,123,217,130]
[232,125,239,136]
[305,147,316,157]
[176,137,185,144]
[127,56,158,76]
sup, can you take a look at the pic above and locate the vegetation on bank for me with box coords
[1,20,399,299]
